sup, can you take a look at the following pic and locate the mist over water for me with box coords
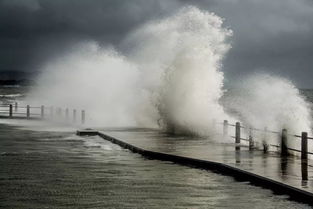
[28,46,142,126]
[27,6,312,147]
[223,74,312,149]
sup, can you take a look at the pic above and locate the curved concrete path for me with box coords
[77,128,313,205]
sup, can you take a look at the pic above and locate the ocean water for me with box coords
[0,86,313,208]
[0,86,28,102]
[0,124,311,209]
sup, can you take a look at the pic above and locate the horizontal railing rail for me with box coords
[221,119,312,159]
[0,102,86,124]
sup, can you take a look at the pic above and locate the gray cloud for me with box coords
[0,0,313,87]
[191,0,313,87]
[0,0,182,71]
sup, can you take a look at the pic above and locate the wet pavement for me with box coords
[100,127,313,194]
[2,124,312,208]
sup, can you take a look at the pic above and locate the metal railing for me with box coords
[0,102,86,124]
[221,120,311,159]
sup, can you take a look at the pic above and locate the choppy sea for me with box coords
[0,86,312,208]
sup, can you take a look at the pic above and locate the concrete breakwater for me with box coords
[77,129,313,206]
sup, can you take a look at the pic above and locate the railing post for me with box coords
[249,127,254,150]
[65,108,69,121]
[235,122,240,150]
[212,119,216,133]
[81,110,85,124]
[57,108,62,117]
[56,108,59,117]
[302,159,308,181]
[301,132,308,160]
[263,143,269,153]
[9,104,13,117]
[223,120,228,137]
[26,105,30,118]
[50,106,54,118]
[249,135,254,150]
[14,102,18,112]
[73,109,76,123]
[263,127,268,153]
[281,129,288,156]
[41,105,44,118]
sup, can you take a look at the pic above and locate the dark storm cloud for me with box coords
[182,0,313,87]
[0,0,182,71]
[186,0,313,87]
[1,0,313,87]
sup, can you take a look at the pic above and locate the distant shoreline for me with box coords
[0,79,34,86]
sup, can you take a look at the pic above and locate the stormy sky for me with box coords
[0,0,313,87]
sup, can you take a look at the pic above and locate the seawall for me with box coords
[77,129,313,206]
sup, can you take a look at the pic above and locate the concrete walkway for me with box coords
[98,128,313,194]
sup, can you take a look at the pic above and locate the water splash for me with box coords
[28,44,141,127]
[27,6,312,149]
[124,6,233,135]
[223,73,312,149]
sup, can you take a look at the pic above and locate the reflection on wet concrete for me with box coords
[280,156,289,181]
[102,128,313,193]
